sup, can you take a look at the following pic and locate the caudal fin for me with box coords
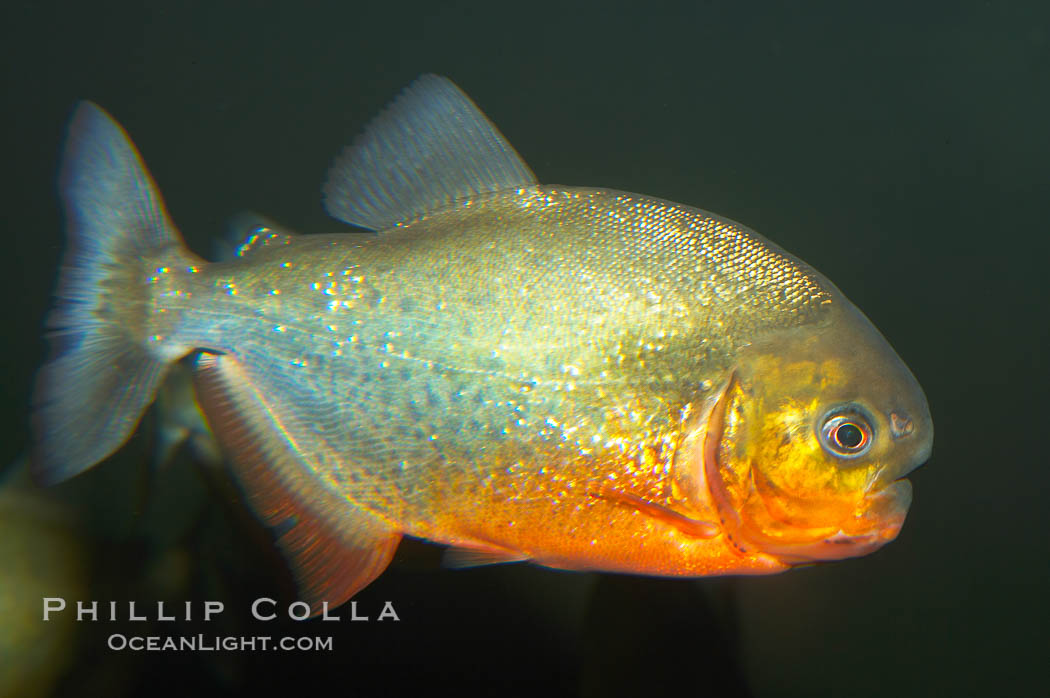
[33,102,198,484]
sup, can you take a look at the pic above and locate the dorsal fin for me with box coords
[322,74,537,231]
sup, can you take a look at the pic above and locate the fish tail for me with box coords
[33,102,203,484]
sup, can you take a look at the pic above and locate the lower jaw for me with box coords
[755,529,896,564]
[731,489,910,564]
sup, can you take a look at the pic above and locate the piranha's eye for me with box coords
[819,408,874,458]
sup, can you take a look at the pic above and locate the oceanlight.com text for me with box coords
[107,633,334,652]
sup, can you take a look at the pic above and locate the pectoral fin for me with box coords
[194,352,401,615]
[594,487,719,539]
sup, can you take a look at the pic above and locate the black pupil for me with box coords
[836,423,865,449]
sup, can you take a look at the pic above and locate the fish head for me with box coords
[696,297,933,565]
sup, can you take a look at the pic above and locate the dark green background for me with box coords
[2,1,1046,696]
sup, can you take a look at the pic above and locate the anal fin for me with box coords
[194,353,401,614]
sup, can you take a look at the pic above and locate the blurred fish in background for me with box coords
[0,377,293,696]
[152,360,223,473]
[0,458,87,698]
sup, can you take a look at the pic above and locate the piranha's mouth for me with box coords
[751,478,912,564]
[699,373,913,565]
